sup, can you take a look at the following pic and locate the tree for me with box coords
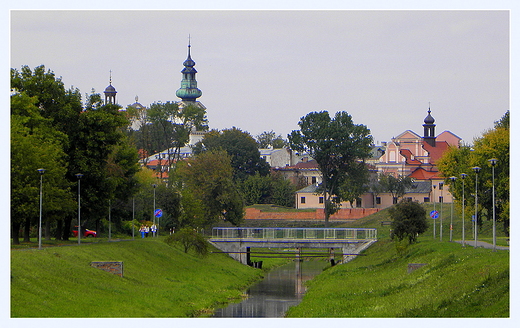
[389,199,428,244]
[10,94,74,244]
[174,149,244,227]
[437,111,509,235]
[289,111,373,226]
[194,128,270,181]
[377,173,414,203]
[239,172,295,207]
[165,227,209,255]
[256,130,288,149]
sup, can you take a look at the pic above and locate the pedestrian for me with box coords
[144,225,150,237]
[151,224,157,237]
[139,225,146,238]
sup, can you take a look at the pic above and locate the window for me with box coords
[356,198,362,208]
[439,196,443,203]
[301,197,306,204]
[312,176,317,184]
[424,197,430,203]
[393,197,398,204]
[376,197,381,205]
[319,197,324,204]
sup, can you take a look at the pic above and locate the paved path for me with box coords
[453,240,509,250]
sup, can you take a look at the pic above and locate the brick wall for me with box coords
[244,208,380,221]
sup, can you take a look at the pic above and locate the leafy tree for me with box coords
[289,111,373,226]
[194,128,270,181]
[338,161,370,207]
[438,111,509,235]
[256,130,288,149]
[377,173,414,203]
[174,149,244,227]
[389,199,428,244]
[240,172,295,207]
[10,93,74,244]
[164,227,209,256]
[128,101,208,165]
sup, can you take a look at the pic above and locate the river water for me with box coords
[212,260,328,318]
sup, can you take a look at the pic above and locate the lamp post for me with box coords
[37,169,45,250]
[488,159,498,252]
[439,182,444,242]
[460,173,467,246]
[108,199,112,241]
[75,173,83,245]
[153,184,157,237]
[132,197,135,240]
[472,166,481,248]
[449,176,457,242]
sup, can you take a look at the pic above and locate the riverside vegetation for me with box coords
[11,204,509,317]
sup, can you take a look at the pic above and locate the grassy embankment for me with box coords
[10,238,286,318]
[285,203,510,317]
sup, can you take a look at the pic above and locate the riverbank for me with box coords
[11,238,267,317]
[285,237,509,317]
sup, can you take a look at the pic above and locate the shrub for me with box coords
[389,199,428,244]
[164,228,209,256]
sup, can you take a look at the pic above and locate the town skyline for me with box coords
[10,9,509,145]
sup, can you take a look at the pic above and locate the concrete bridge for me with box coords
[209,227,377,265]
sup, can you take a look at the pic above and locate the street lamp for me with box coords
[472,166,481,248]
[460,173,467,246]
[37,169,45,250]
[488,159,498,252]
[75,173,83,245]
[439,182,444,242]
[449,176,457,242]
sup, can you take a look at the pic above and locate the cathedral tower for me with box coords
[104,71,117,105]
[423,106,436,147]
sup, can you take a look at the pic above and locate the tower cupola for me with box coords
[175,41,202,102]
[104,71,117,105]
[423,106,436,147]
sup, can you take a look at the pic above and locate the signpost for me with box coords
[430,210,439,238]
[153,209,162,237]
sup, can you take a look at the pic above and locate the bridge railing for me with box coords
[211,227,377,240]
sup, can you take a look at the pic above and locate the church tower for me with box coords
[423,106,436,147]
[175,39,207,146]
[175,40,203,103]
[104,71,117,105]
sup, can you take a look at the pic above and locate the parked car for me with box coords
[72,227,97,237]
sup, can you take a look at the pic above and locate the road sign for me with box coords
[154,209,163,218]
[430,210,439,219]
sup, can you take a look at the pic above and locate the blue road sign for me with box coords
[154,209,163,218]
[430,210,439,219]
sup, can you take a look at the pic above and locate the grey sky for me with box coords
[10,9,509,145]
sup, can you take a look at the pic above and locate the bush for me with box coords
[389,199,428,244]
[164,228,209,256]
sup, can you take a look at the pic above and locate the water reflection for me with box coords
[213,260,327,318]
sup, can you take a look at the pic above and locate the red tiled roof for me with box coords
[409,167,441,180]
[422,140,450,164]
[399,149,422,165]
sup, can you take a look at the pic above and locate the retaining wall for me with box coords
[244,208,380,221]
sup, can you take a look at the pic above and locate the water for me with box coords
[212,260,328,318]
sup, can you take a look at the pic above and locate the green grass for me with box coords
[11,238,264,317]
[285,211,510,317]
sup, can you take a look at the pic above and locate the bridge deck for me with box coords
[211,227,377,241]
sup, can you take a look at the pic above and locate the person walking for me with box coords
[139,225,146,238]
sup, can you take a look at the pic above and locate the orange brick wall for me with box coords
[244,208,380,221]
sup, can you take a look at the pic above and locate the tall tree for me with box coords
[194,128,270,181]
[289,111,373,226]
[377,173,414,204]
[438,111,509,235]
[174,149,244,227]
[256,130,288,149]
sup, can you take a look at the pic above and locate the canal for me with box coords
[212,259,329,318]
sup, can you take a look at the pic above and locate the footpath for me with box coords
[453,240,510,250]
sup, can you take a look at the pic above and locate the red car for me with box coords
[72,227,97,237]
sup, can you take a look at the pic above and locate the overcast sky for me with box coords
[10,8,510,145]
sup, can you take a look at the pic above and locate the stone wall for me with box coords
[90,261,124,277]
[244,208,380,221]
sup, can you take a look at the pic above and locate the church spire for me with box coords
[423,104,436,147]
[175,38,202,102]
[104,70,117,105]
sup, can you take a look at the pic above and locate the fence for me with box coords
[211,227,377,240]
